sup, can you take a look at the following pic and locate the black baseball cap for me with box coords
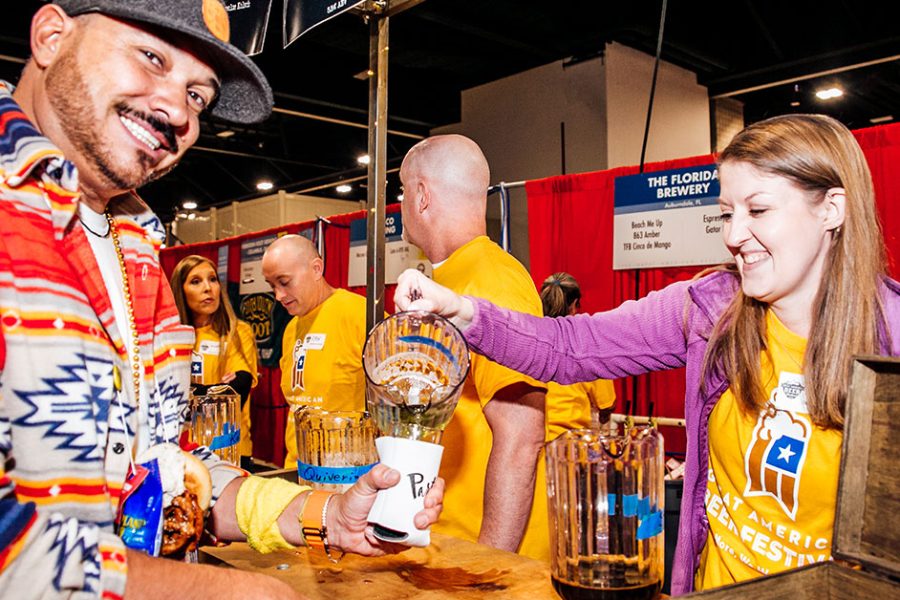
[53,0,273,124]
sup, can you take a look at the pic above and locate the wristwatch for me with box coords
[300,490,331,550]
[299,490,345,563]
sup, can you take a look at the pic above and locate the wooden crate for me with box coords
[685,356,900,598]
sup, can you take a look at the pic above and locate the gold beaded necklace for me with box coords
[106,210,142,404]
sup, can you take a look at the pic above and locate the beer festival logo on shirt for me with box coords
[291,340,306,391]
[290,334,327,391]
[743,373,811,521]
[191,351,203,379]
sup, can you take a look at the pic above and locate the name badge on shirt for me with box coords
[198,340,220,356]
[303,333,326,350]
[772,372,808,414]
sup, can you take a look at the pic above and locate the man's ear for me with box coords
[822,187,846,232]
[311,256,325,278]
[30,4,74,69]
[417,180,430,214]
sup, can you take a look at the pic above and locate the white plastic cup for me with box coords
[367,436,443,547]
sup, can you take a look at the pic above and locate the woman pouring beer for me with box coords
[394,114,900,594]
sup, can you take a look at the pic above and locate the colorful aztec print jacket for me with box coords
[0,83,243,599]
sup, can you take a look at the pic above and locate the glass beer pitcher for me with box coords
[190,385,241,465]
[546,425,665,600]
[362,310,470,444]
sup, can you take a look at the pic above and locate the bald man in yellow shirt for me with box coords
[262,235,368,468]
[398,134,549,560]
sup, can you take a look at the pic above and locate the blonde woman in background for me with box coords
[540,272,616,440]
[171,255,259,462]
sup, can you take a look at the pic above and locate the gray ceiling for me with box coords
[2,0,898,223]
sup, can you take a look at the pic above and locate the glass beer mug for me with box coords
[293,407,378,492]
[190,385,241,465]
[546,425,665,600]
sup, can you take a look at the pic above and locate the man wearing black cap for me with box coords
[0,2,442,598]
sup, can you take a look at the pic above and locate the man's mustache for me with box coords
[116,103,178,153]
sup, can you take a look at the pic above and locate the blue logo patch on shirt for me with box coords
[763,435,804,475]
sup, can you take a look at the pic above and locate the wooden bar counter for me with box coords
[201,532,559,599]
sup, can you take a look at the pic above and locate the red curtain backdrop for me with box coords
[526,121,900,455]
[854,123,900,275]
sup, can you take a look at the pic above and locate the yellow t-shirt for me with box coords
[193,320,258,457]
[697,310,842,590]
[545,379,616,441]
[279,288,368,468]
[433,236,550,561]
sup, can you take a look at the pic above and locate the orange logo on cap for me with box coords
[202,0,230,42]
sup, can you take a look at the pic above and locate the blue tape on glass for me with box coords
[297,462,376,486]
[638,496,652,518]
[622,494,638,517]
[398,335,458,367]
[607,493,639,517]
[637,510,664,540]
[209,424,240,451]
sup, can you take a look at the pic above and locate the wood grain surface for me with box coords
[201,532,559,599]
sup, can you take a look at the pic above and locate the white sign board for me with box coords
[613,165,733,270]
[347,212,432,287]
[239,234,278,295]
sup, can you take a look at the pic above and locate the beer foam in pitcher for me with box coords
[374,352,450,407]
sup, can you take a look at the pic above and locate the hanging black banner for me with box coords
[224,0,273,56]
[284,0,366,47]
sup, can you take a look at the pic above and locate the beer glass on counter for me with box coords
[294,407,378,492]
[546,425,665,599]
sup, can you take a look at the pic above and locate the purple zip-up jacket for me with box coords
[462,270,900,595]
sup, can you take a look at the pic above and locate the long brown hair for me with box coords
[703,114,888,430]
[170,255,238,380]
[540,272,582,317]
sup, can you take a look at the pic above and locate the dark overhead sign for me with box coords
[225,0,274,56]
[284,0,366,47]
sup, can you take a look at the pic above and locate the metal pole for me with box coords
[366,2,389,332]
[498,184,511,253]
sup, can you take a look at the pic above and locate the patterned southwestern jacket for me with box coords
[0,83,243,599]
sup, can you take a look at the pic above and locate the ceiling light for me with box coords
[815,87,843,100]
[216,130,235,138]
[187,213,197,220]
[357,154,371,165]
[790,101,800,107]
[336,184,352,194]
[397,193,404,202]
[176,212,188,219]
[256,181,274,191]
[870,115,894,124]
[182,200,198,210]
